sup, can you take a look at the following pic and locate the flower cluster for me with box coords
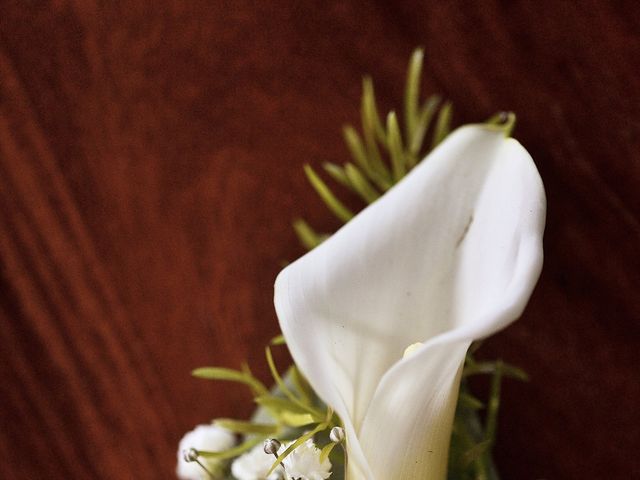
[177,424,332,480]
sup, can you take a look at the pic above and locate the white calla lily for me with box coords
[274,125,546,480]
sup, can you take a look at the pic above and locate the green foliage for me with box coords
[192,367,268,396]
[295,48,457,243]
[193,339,340,479]
[293,48,515,250]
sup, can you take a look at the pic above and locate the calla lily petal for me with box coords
[274,125,546,479]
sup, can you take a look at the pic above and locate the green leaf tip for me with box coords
[362,76,388,147]
[458,392,485,411]
[405,47,425,145]
[462,439,492,467]
[320,441,338,463]
[303,164,354,223]
[191,366,268,396]
[323,162,351,187]
[486,111,517,137]
[431,101,453,149]
[344,163,381,203]
[409,95,441,158]
[386,111,406,182]
[293,218,326,250]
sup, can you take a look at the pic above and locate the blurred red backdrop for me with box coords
[0,1,638,479]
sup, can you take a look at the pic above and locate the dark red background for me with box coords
[0,1,638,479]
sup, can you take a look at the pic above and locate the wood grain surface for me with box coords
[0,1,638,479]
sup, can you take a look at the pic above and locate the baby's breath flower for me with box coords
[263,438,282,456]
[278,439,331,480]
[176,424,235,479]
[329,426,345,443]
[231,443,285,480]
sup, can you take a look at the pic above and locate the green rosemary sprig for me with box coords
[294,48,454,245]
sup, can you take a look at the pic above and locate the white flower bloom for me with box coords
[278,439,331,480]
[231,443,285,480]
[176,424,236,479]
[274,125,546,479]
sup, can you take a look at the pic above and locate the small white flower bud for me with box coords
[182,448,199,462]
[263,438,282,456]
[176,424,235,479]
[329,426,345,443]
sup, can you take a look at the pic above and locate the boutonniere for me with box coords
[177,49,546,480]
